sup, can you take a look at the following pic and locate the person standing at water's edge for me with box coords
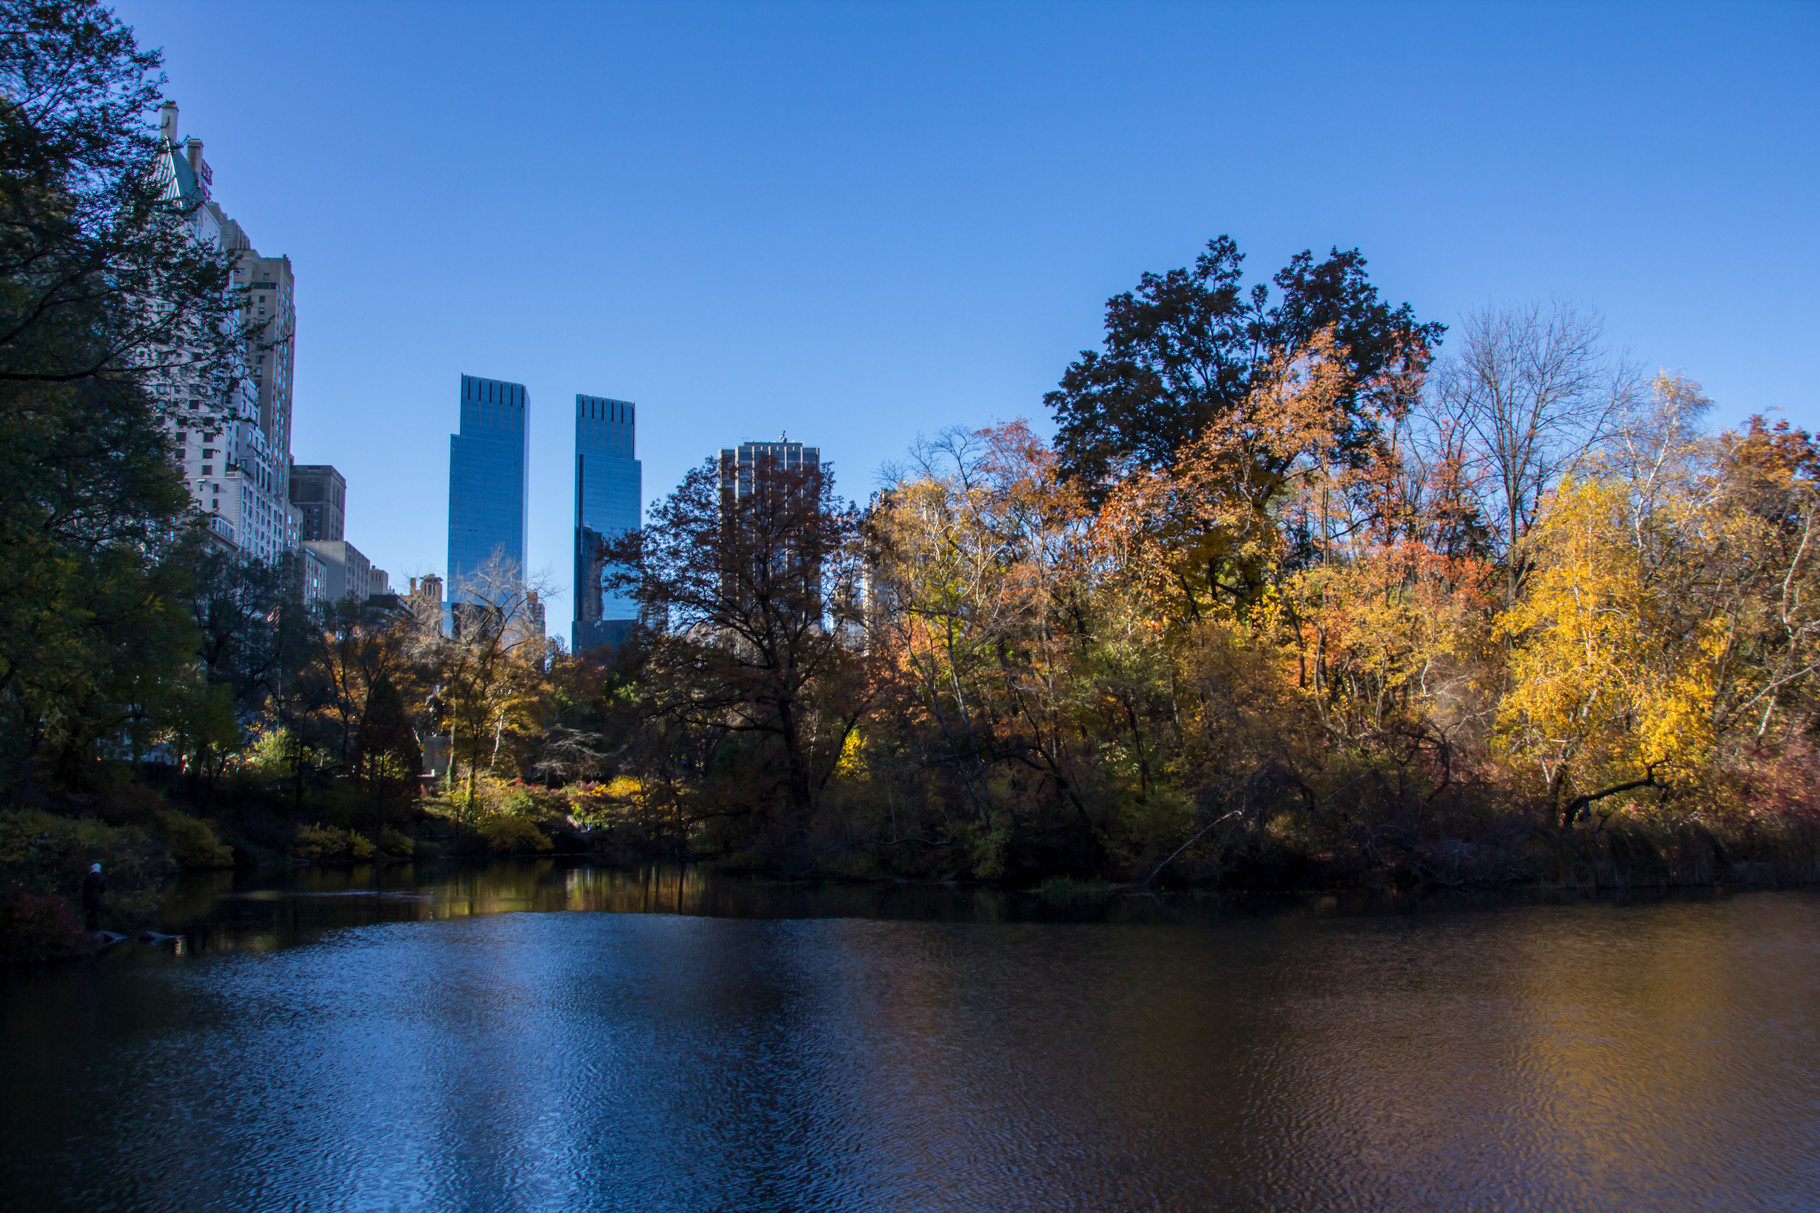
[81,864,106,932]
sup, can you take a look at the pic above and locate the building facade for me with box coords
[573,394,642,653]
[150,102,298,567]
[303,539,372,603]
[717,438,824,612]
[447,374,529,603]
[290,464,346,541]
[718,438,820,500]
[299,546,329,608]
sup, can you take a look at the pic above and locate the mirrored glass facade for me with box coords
[448,374,528,602]
[574,394,641,653]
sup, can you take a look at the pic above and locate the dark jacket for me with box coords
[81,870,107,910]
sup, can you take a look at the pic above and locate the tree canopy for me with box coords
[0,0,227,791]
[1047,236,1444,492]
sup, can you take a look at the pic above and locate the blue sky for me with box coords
[115,0,1818,618]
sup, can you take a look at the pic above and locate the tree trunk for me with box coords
[776,698,812,814]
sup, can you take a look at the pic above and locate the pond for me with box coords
[2,862,1816,1211]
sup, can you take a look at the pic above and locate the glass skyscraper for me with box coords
[573,394,642,653]
[447,374,528,603]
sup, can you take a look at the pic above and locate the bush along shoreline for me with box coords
[0,807,173,962]
[5,778,1816,965]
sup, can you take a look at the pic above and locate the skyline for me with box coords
[116,0,1820,617]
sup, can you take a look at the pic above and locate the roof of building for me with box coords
[153,140,205,208]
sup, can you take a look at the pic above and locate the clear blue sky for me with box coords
[114,0,1819,618]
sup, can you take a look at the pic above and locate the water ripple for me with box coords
[1,894,1817,1210]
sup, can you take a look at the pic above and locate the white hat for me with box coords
[91,863,102,873]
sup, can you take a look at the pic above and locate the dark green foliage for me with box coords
[0,807,173,923]
[153,808,232,868]
[353,673,420,835]
[1046,235,1444,492]
[188,545,311,717]
[0,1,254,794]
[0,0,246,390]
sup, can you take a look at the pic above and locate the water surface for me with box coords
[2,864,1816,1211]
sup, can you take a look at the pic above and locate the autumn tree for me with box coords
[1091,328,1409,619]
[1497,378,1819,825]
[297,594,419,766]
[1436,300,1640,601]
[1047,236,1441,493]
[601,455,873,837]
[871,425,1096,846]
[420,552,554,828]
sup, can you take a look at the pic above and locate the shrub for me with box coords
[961,813,1012,880]
[569,777,651,829]
[289,824,376,865]
[478,814,552,855]
[0,809,172,925]
[500,783,570,820]
[93,782,167,827]
[155,811,234,869]
[0,888,87,962]
[378,828,414,858]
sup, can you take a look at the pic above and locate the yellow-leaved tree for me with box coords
[1498,375,1820,826]
[1497,475,1721,825]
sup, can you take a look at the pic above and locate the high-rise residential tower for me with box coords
[447,374,529,603]
[150,101,297,565]
[224,226,296,486]
[290,464,345,541]
[573,394,642,653]
[717,438,824,611]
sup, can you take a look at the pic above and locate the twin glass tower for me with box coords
[446,375,641,653]
[572,394,640,651]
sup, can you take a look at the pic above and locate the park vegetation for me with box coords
[2,1,1816,955]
